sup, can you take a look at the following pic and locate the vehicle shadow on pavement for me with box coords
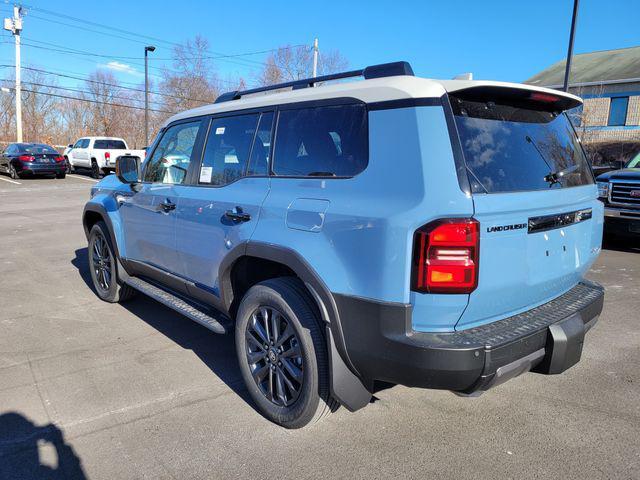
[71,248,255,409]
[0,412,87,480]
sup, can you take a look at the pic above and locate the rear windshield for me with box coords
[21,144,58,155]
[94,140,126,149]
[451,97,593,193]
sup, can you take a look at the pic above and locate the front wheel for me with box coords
[235,277,336,428]
[88,221,135,303]
[9,164,19,179]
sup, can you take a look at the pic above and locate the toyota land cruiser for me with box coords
[82,61,604,428]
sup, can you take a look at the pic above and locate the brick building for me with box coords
[526,46,640,163]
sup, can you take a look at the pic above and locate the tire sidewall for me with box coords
[9,164,18,179]
[235,283,321,428]
[88,222,118,302]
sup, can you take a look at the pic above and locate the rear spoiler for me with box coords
[444,84,582,112]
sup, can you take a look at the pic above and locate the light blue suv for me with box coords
[83,62,605,428]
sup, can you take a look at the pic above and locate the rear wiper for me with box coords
[543,164,579,185]
[525,135,562,186]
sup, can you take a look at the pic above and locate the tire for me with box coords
[235,277,337,428]
[88,221,136,303]
[90,160,102,179]
[65,158,74,173]
[9,164,19,180]
[56,172,66,179]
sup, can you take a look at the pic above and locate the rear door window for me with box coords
[199,114,259,186]
[451,97,593,193]
[273,104,368,177]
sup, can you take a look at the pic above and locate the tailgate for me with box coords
[457,187,602,329]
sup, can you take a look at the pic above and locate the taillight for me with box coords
[105,151,111,160]
[18,155,34,162]
[411,218,479,294]
[55,155,64,162]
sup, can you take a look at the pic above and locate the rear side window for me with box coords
[199,114,259,186]
[451,97,593,193]
[94,139,127,149]
[273,104,368,177]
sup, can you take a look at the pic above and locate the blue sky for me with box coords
[0,0,638,93]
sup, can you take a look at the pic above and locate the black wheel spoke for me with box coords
[275,322,294,348]
[245,331,266,351]
[275,369,287,404]
[252,364,269,383]
[281,358,303,383]
[246,349,266,364]
[251,314,269,345]
[280,344,301,359]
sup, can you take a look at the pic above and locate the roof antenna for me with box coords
[453,73,473,80]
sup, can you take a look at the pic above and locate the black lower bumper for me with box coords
[334,280,604,394]
[18,163,65,175]
[604,215,640,237]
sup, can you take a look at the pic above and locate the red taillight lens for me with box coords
[105,151,111,160]
[18,155,34,162]
[55,155,64,162]
[411,218,479,294]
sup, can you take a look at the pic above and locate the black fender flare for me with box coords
[219,242,372,411]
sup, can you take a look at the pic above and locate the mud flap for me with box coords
[533,313,585,375]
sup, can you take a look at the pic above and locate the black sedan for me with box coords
[0,143,66,179]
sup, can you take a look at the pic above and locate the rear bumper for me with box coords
[335,280,604,394]
[17,162,66,175]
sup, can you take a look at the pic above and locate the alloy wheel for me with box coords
[9,165,17,179]
[245,306,304,407]
[91,232,112,292]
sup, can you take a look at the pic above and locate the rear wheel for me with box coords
[90,160,102,179]
[88,221,135,303]
[235,277,336,428]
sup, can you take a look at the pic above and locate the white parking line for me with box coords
[68,174,99,183]
[0,176,21,185]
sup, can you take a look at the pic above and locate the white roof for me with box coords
[164,75,583,127]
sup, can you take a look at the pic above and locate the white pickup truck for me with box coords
[64,137,146,178]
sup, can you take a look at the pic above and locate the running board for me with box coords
[125,277,231,334]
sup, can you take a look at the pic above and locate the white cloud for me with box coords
[99,61,143,78]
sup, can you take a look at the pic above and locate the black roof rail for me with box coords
[214,61,414,104]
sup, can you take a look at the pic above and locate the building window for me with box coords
[608,97,629,126]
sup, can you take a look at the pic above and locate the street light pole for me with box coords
[144,45,155,146]
[563,0,580,92]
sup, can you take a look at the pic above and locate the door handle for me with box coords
[158,199,176,213]
[225,206,251,222]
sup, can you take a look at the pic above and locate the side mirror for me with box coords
[67,144,73,148]
[609,159,625,170]
[116,155,141,185]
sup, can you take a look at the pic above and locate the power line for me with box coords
[1,84,177,114]
[0,77,173,108]
[0,64,217,104]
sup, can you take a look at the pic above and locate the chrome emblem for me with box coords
[630,190,640,198]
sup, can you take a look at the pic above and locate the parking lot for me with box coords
[0,175,638,480]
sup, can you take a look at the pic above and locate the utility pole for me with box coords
[144,45,155,146]
[4,5,23,142]
[312,38,318,78]
[563,0,580,92]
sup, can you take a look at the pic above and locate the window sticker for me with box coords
[215,127,225,135]
[224,154,239,164]
[199,166,213,183]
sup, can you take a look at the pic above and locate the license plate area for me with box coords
[533,313,585,375]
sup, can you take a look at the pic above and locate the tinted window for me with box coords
[5,144,16,154]
[452,97,593,193]
[78,139,90,148]
[608,97,628,126]
[199,114,259,186]
[22,144,58,154]
[94,139,127,149]
[72,139,83,148]
[144,121,200,184]
[247,112,274,176]
[273,104,368,177]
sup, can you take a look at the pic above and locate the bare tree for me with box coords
[256,45,348,86]
[160,35,219,112]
